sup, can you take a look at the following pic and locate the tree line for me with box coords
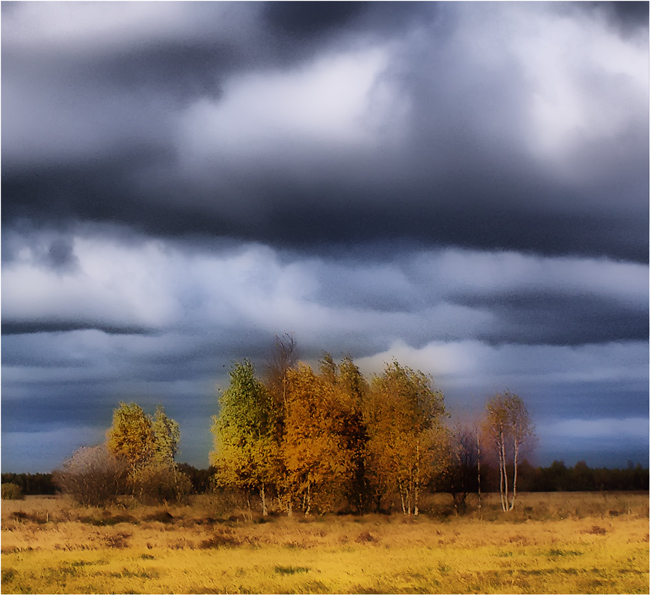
[3,460,646,500]
[5,335,645,509]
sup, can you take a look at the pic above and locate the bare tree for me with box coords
[264,332,299,411]
[484,392,535,512]
[446,420,479,514]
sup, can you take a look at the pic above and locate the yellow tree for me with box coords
[210,360,278,516]
[106,402,156,473]
[106,402,183,501]
[364,362,447,515]
[281,363,357,515]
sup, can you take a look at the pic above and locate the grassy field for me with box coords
[1,492,648,594]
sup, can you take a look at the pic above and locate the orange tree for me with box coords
[280,362,360,515]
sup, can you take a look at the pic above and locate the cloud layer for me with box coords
[2,2,647,471]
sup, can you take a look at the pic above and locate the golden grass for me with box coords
[2,492,648,594]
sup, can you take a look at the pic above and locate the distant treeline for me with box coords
[3,460,646,497]
[518,460,648,492]
[1,472,57,496]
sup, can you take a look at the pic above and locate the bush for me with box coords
[132,464,192,505]
[1,482,24,500]
[53,445,128,506]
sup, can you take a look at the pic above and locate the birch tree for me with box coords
[364,362,447,516]
[280,362,357,515]
[484,392,534,512]
[210,360,278,516]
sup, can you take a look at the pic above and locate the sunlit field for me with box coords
[2,492,648,594]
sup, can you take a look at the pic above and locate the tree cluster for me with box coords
[54,403,190,506]
[210,336,449,517]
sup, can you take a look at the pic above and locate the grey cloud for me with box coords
[2,2,647,262]
[1,321,153,336]
[453,292,648,346]
[2,2,647,472]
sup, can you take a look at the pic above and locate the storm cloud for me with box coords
[2,2,647,472]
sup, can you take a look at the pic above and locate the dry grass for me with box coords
[2,492,648,593]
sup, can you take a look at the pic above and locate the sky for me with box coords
[2,2,648,473]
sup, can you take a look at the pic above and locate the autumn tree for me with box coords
[364,362,447,515]
[152,405,181,466]
[484,392,535,512]
[280,362,358,515]
[337,354,372,513]
[106,402,156,472]
[210,360,278,516]
[106,401,186,502]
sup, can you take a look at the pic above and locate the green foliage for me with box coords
[152,405,181,466]
[211,360,278,514]
[1,482,24,500]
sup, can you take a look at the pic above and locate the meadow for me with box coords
[1,492,648,594]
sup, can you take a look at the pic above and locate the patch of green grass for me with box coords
[274,565,311,575]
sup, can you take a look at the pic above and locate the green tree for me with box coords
[364,361,447,515]
[484,392,535,512]
[210,360,278,516]
[152,405,181,466]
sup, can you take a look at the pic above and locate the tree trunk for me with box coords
[497,434,506,512]
[414,444,420,517]
[399,481,407,515]
[476,427,482,517]
[305,481,311,517]
[510,440,519,511]
[260,484,268,516]
[501,437,510,512]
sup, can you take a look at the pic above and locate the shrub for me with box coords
[1,483,24,500]
[132,464,192,505]
[53,445,128,506]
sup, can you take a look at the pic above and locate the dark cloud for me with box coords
[1,321,153,336]
[452,292,648,346]
[264,2,366,39]
[2,2,647,472]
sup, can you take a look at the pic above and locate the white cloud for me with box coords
[355,339,648,387]
[177,46,392,170]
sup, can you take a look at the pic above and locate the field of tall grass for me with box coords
[2,492,648,594]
